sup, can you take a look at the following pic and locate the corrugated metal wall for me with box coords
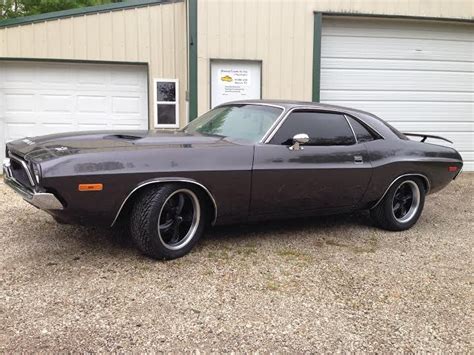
[197,0,474,114]
[0,1,188,127]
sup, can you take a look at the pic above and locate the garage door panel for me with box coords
[391,121,474,132]
[76,95,108,113]
[5,123,37,140]
[322,37,472,62]
[321,70,473,91]
[40,94,74,113]
[321,90,473,103]
[2,66,35,86]
[4,93,35,112]
[322,58,473,73]
[76,125,110,132]
[76,67,109,86]
[111,68,146,86]
[320,101,473,121]
[38,67,73,85]
[462,162,474,171]
[459,151,474,162]
[112,96,142,114]
[323,18,474,41]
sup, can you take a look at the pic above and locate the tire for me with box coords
[370,177,425,231]
[130,184,207,260]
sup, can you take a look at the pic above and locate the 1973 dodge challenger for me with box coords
[3,100,463,259]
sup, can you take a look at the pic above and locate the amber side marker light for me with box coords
[448,166,458,172]
[78,183,103,191]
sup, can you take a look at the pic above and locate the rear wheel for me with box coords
[371,177,425,231]
[130,184,206,260]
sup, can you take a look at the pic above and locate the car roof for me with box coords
[218,99,403,140]
[219,99,374,116]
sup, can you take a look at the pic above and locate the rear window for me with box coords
[363,112,408,140]
[346,116,376,143]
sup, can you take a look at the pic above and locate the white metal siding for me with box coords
[321,18,474,171]
[0,61,148,162]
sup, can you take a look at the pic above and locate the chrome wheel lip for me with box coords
[391,180,420,223]
[157,189,200,251]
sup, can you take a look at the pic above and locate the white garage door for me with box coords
[0,61,148,163]
[320,18,474,171]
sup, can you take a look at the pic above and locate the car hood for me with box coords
[6,130,229,162]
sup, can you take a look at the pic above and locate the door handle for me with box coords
[354,155,363,164]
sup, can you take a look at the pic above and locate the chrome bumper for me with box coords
[3,158,64,210]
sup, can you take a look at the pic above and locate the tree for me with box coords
[1,0,123,20]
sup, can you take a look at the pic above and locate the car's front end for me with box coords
[3,150,64,211]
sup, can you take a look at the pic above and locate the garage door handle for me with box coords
[354,155,363,164]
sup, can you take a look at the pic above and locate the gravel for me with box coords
[1,174,472,352]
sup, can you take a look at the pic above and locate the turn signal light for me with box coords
[448,166,458,172]
[78,183,103,191]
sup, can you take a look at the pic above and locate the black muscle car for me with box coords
[3,100,463,259]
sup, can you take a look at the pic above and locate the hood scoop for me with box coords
[104,134,145,141]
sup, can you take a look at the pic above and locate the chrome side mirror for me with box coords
[289,133,309,151]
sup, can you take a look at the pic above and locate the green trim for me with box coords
[188,0,198,121]
[0,0,180,28]
[312,12,322,103]
[0,57,148,66]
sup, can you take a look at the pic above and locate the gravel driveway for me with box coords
[1,175,472,352]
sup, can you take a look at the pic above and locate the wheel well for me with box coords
[411,174,430,193]
[111,181,217,227]
[371,173,430,209]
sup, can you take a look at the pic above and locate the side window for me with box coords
[346,116,376,143]
[270,111,356,146]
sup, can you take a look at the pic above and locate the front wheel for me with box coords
[371,177,425,231]
[130,184,206,260]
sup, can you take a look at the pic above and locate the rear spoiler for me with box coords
[403,132,453,144]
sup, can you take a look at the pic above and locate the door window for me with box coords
[269,111,356,146]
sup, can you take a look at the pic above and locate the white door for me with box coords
[0,61,148,163]
[320,18,474,171]
[211,60,261,108]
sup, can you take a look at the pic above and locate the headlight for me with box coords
[30,162,42,184]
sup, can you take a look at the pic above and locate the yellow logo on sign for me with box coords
[220,75,233,82]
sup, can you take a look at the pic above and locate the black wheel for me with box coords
[370,177,425,231]
[130,184,206,260]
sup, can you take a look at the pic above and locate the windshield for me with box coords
[182,104,283,142]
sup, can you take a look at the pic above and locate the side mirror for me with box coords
[289,133,309,151]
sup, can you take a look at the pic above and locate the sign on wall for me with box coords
[210,60,261,108]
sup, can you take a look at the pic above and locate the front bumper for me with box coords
[3,158,64,210]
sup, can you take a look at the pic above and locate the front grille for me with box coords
[8,154,35,189]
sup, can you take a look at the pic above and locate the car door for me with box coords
[250,110,373,217]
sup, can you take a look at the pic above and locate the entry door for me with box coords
[250,110,372,216]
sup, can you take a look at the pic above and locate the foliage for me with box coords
[0,0,123,20]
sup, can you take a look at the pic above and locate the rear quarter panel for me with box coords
[362,139,463,205]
